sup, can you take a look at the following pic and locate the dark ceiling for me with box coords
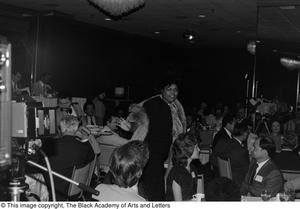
[0,0,299,51]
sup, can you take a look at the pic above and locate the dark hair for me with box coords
[172,133,198,167]
[109,141,149,188]
[57,92,72,101]
[232,123,248,137]
[83,101,95,112]
[222,113,235,127]
[156,75,181,93]
[259,137,276,159]
[205,177,241,201]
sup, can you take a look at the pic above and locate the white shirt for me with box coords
[255,159,269,176]
[233,137,243,146]
[224,127,232,139]
[93,184,145,201]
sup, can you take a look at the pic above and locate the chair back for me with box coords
[86,155,97,186]
[199,130,214,148]
[68,163,91,197]
[98,143,118,172]
[217,156,232,179]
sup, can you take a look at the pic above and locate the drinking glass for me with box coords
[261,190,271,201]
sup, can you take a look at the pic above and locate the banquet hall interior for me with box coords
[1,0,300,202]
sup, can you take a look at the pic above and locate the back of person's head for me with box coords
[222,113,235,127]
[60,115,79,135]
[205,177,241,201]
[232,122,248,138]
[172,133,198,167]
[282,132,298,150]
[110,140,149,188]
[127,105,147,126]
[259,137,276,159]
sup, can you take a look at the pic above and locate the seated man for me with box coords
[55,93,83,135]
[205,177,241,201]
[273,132,300,171]
[240,137,283,197]
[48,115,94,200]
[93,140,149,201]
[96,114,129,146]
[81,101,97,126]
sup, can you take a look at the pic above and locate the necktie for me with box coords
[90,116,95,125]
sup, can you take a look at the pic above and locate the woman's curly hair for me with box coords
[172,133,198,167]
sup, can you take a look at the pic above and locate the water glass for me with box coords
[261,190,271,201]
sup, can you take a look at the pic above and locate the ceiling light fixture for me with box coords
[198,14,206,18]
[154,31,160,34]
[88,0,145,17]
[105,18,112,21]
[183,30,195,41]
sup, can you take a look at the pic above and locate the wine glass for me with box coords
[261,190,271,201]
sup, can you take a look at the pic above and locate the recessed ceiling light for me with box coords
[198,14,206,18]
[154,31,160,34]
[236,30,241,33]
[105,18,112,21]
[272,49,278,52]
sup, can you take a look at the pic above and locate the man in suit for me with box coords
[81,101,97,126]
[240,137,283,197]
[48,115,94,200]
[211,113,236,167]
[273,133,300,171]
[226,123,250,187]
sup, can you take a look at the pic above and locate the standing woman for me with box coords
[139,76,186,201]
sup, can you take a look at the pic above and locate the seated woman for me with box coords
[165,133,199,201]
[92,141,149,201]
[269,120,284,153]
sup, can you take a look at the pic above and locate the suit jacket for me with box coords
[273,149,300,171]
[226,139,249,187]
[48,135,94,200]
[81,115,97,127]
[211,128,232,166]
[240,159,283,197]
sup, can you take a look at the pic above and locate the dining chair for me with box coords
[67,163,91,199]
[98,143,118,172]
[217,156,232,179]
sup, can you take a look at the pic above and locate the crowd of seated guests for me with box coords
[13,72,300,202]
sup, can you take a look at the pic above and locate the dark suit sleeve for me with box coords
[248,169,283,197]
[229,147,249,186]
